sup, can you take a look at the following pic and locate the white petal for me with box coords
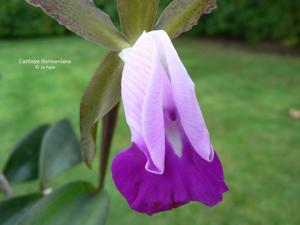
[120,32,166,174]
[149,30,214,162]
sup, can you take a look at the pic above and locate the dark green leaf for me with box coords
[80,52,123,168]
[117,0,159,43]
[39,119,82,187]
[17,181,109,225]
[0,193,42,225]
[3,125,49,184]
[155,0,217,39]
[26,0,129,51]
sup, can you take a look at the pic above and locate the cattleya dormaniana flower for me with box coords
[112,30,228,215]
[25,0,227,216]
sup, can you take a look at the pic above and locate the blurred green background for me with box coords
[1,0,300,46]
[0,1,300,225]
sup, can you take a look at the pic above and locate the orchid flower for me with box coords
[25,0,227,216]
[112,30,228,215]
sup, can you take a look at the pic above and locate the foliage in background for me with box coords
[1,0,299,46]
[0,0,67,38]
[196,0,300,46]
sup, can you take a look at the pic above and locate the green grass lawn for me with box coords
[0,36,300,225]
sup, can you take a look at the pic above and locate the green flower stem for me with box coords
[0,173,13,197]
[97,103,120,191]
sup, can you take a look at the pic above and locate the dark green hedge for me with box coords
[1,0,299,46]
[195,0,300,46]
[0,0,67,38]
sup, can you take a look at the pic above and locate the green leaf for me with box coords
[80,52,123,168]
[0,193,42,225]
[39,119,82,187]
[117,0,159,43]
[155,0,217,39]
[26,0,129,51]
[3,125,49,184]
[17,182,109,225]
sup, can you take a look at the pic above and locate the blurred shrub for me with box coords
[0,0,67,38]
[195,0,300,46]
[1,0,299,46]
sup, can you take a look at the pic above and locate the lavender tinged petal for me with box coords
[120,33,166,174]
[150,30,214,162]
[120,33,154,146]
[141,55,166,174]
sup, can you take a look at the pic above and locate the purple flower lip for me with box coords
[112,30,228,215]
